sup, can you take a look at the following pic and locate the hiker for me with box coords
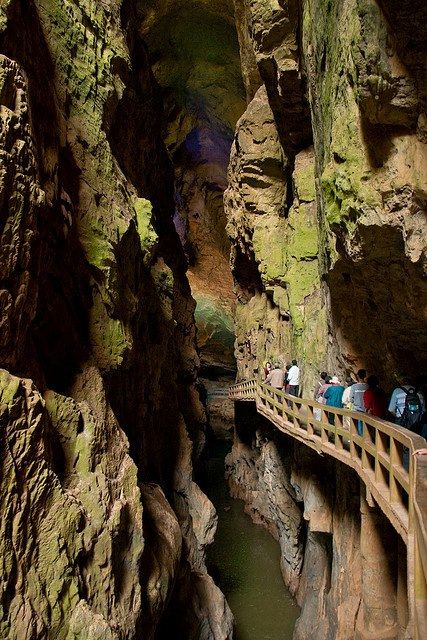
[323,376,345,425]
[264,361,272,380]
[342,376,356,409]
[316,375,332,404]
[265,363,285,389]
[287,359,300,397]
[313,372,331,421]
[388,379,425,433]
[364,375,387,419]
[284,363,291,393]
[314,372,329,401]
[324,376,345,407]
[349,369,368,435]
[415,375,427,438]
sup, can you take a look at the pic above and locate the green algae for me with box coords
[252,216,287,285]
[294,164,316,203]
[303,0,381,238]
[89,290,131,372]
[0,370,21,406]
[194,294,235,363]
[133,197,158,255]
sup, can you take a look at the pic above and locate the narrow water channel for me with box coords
[201,440,300,640]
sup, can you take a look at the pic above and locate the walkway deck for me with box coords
[229,379,427,639]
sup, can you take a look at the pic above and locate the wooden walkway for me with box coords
[229,379,427,639]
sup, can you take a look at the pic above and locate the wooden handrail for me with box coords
[229,379,427,639]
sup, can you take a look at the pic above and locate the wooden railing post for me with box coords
[229,377,427,636]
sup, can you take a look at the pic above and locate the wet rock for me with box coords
[225,85,327,392]
[226,405,401,639]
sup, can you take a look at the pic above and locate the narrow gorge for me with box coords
[0,1,426,640]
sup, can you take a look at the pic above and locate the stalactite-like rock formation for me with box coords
[0,1,232,638]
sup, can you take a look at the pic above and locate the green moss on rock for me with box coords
[133,197,158,256]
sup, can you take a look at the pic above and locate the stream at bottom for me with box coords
[201,440,300,640]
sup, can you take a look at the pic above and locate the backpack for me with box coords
[398,387,423,432]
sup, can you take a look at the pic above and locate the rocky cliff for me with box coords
[138,0,246,373]
[0,1,232,638]
[224,0,426,637]
[226,402,406,640]
[227,0,427,391]
[1,0,426,639]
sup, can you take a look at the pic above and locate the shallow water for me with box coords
[201,440,300,640]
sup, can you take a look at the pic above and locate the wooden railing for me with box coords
[229,379,427,639]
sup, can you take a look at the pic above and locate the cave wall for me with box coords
[228,0,427,391]
[225,0,426,637]
[303,0,427,384]
[225,85,327,391]
[0,1,232,638]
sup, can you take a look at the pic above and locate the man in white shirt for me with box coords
[287,359,300,397]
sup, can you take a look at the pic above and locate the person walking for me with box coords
[364,375,387,419]
[342,376,356,409]
[265,363,285,389]
[316,375,332,403]
[389,378,425,432]
[314,373,331,421]
[349,369,368,435]
[314,372,329,401]
[287,359,300,397]
[284,363,291,393]
[324,376,345,407]
[323,376,345,425]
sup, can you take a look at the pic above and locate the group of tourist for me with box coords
[263,362,426,436]
[264,360,300,397]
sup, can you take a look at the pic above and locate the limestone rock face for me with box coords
[0,1,231,638]
[0,55,43,372]
[240,0,312,152]
[225,0,426,638]
[226,405,402,640]
[0,369,143,640]
[225,85,326,391]
[228,0,427,389]
[302,0,427,382]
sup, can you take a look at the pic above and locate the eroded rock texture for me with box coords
[139,0,245,373]
[225,0,426,638]
[0,1,232,638]
[225,84,326,391]
[228,0,427,390]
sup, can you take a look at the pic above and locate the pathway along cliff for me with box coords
[0,1,426,640]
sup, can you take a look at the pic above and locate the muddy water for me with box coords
[201,440,300,640]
